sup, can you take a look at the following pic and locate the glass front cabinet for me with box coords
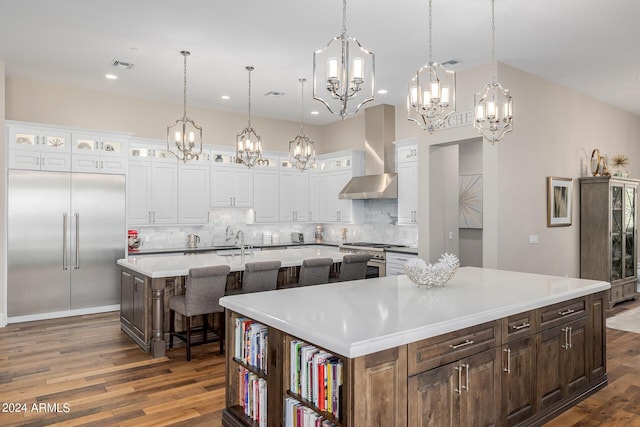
[581,176,639,308]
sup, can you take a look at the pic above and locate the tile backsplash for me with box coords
[133,199,417,250]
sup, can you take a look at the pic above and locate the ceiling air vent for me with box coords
[264,91,286,97]
[111,59,135,70]
[441,59,461,68]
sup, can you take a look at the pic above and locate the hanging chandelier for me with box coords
[289,78,316,171]
[474,0,513,144]
[407,0,456,133]
[236,66,265,168]
[167,51,203,162]
[312,0,375,119]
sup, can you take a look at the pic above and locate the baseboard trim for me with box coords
[7,305,120,324]
[0,313,6,327]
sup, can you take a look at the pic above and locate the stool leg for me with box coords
[169,309,175,349]
[202,314,208,344]
[186,316,191,361]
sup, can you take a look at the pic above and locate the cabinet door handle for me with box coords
[148,211,152,223]
[454,365,462,394]
[561,327,570,350]
[463,363,469,391]
[567,326,573,349]
[449,339,474,350]
[558,308,575,316]
[512,322,531,330]
[96,160,99,169]
[503,348,511,373]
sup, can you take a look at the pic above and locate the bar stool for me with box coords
[169,265,231,361]
[334,253,371,282]
[297,258,333,286]
[241,260,282,293]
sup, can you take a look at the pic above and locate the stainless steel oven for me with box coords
[339,242,406,278]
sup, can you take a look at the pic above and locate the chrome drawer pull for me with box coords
[454,365,462,394]
[512,322,531,330]
[450,339,474,349]
[558,308,575,316]
[462,363,469,391]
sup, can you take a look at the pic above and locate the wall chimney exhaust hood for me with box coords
[339,104,397,200]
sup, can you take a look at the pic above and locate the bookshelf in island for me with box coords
[220,267,610,427]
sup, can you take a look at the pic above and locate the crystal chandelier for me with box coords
[236,66,265,168]
[167,51,203,162]
[289,78,316,171]
[313,0,375,119]
[474,0,513,144]
[407,0,456,133]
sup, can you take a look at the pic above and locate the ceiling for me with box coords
[1,0,639,126]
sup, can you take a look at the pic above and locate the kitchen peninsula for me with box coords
[220,267,609,427]
[116,247,344,357]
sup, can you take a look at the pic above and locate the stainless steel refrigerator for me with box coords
[8,170,126,318]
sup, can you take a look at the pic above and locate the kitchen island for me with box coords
[116,248,344,357]
[220,267,610,427]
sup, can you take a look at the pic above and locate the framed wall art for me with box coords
[547,177,573,227]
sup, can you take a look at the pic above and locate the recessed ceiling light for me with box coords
[377,89,388,94]
[310,111,320,115]
[105,73,118,80]
[221,95,230,100]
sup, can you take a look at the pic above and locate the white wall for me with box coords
[0,62,6,326]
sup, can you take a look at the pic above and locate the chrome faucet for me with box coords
[236,230,245,262]
[225,226,235,245]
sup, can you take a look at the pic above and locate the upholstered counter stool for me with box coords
[333,253,371,282]
[297,258,333,286]
[169,265,231,361]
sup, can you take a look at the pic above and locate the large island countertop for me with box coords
[219,266,610,358]
[117,247,344,278]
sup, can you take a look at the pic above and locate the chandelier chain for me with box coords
[299,78,306,133]
[342,0,347,34]
[182,52,188,119]
[428,0,433,65]
[491,0,497,83]
[247,66,253,127]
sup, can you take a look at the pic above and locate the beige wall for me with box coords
[318,114,365,154]
[406,62,640,277]
[5,77,324,153]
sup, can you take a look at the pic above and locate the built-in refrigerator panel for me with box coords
[70,173,125,309]
[8,171,71,316]
[7,170,126,318]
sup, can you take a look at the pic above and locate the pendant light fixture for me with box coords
[407,0,456,133]
[473,0,513,144]
[167,51,203,162]
[236,66,265,168]
[312,0,375,119]
[289,78,316,171]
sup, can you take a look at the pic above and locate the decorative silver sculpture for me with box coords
[404,253,459,288]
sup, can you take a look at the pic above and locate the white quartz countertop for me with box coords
[117,248,344,278]
[219,267,610,358]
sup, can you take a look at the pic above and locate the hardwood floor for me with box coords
[1,300,639,426]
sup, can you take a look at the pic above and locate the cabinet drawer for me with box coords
[609,283,624,302]
[537,296,587,331]
[502,310,536,343]
[623,281,637,297]
[408,320,500,375]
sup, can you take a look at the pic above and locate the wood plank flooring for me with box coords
[0,300,639,426]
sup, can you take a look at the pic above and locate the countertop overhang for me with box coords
[219,267,610,358]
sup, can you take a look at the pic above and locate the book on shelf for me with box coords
[234,317,268,373]
[238,366,267,427]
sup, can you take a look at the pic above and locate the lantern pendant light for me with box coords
[236,66,266,168]
[289,78,316,171]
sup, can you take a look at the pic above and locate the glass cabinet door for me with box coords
[624,185,636,279]
[611,185,623,280]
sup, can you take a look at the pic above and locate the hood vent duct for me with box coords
[339,104,398,199]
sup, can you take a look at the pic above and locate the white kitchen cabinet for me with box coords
[71,132,128,174]
[127,141,178,225]
[178,154,210,224]
[7,123,72,171]
[210,166,252,208]
[386,251,418,276]
[396,140,419,225]
[253,155,280,223]
[279,162,310,222]
[317,150,364,223]
[308,172,322,222]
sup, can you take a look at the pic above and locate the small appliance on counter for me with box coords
[315,225,323,243]
[263,232,273,245]
[187,234,200,248]
[128,229,142,251]
[291,232,304,243]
